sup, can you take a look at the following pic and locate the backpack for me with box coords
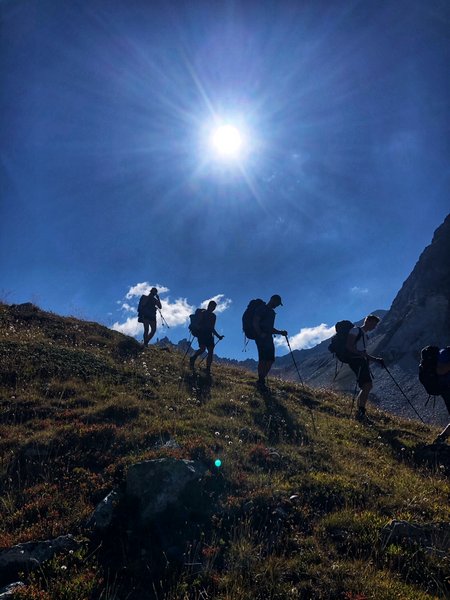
[328,320,363,363]
[419,346,443,396]
[242,299,266,340]
[137,295,148,323]
[188,308,207,338]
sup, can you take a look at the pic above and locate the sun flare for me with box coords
[211,124,243,159]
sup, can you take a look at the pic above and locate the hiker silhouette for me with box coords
[246,294,287,389]
[189,300,223,375]
[344,314,384,421]
[137,287,162,347]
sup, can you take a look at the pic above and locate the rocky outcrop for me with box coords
[0,535,80,586]
[382,520,450,553]
[372,213,450,369]
[126,458,208,526]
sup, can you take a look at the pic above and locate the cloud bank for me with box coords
[274,323,335,351]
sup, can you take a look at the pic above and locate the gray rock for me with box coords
[126,458,207,525]
[0,535,80,584]
[87,490,121,532]
[0,582,25,598]
[381,519,450,551]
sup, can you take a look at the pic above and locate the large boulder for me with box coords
[125,458,208,525]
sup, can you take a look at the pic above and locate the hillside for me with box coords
[0,302,449,600]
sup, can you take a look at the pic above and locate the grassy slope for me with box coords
[0,303,449,600]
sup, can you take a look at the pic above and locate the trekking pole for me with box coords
[285,335,304,386]
[181,336,193,364]
[383,364,425,423]
[158,309,170,329]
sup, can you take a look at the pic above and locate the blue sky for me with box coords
[1,0,449,360]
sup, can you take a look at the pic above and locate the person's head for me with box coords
[207,300,217,312]
[150,287,158,296]
[363,314,380,331]
[268,294,283,308]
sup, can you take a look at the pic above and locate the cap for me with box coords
[271,294,283,306]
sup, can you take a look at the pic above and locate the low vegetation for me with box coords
[0,302,449,599]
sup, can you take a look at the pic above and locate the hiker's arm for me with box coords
[273,327,288,336]
[213,328,224,340]
[155,296,162,310]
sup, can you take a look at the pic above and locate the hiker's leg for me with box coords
[357,381,373,409]
[191,344,206,363]
[147,319,157,342]
[256,336,274,382]
[143,320,150,345]
[205,343,214,370]
[258,360,273,379]
[355,360,372,409]
[435,391,450,442]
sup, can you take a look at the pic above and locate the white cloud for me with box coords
[159,298,194,327]
[121,302,135,313]
[200,294,232,313]
[274,323,335,351]
[350,286,369,295]
[125,282,169,299]
[111,316,141,337]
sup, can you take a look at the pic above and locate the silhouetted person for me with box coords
[434,347,450,444]
[345,314,384,421]
[138,287,162,347]
[189,301,223,374]
[253,294,287,389]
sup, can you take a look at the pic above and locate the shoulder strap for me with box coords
[356,327,365,349]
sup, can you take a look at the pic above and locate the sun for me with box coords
[210,124,243,160]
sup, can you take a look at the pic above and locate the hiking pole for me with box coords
[285,335,304,386]
[181,336,193,364]
[382,364,425,423]
[158,309,170,329]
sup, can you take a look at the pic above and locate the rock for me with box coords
[381,519,450,551]
[87,490,122,533]
[0,535,80,585]
[126,458,207,525]
[0,582,25,598]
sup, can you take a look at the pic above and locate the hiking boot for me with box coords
[433,435,447,445]
[189,357,196,370]
[355,407,369,423]
[256,378,267,390]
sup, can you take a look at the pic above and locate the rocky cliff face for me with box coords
[372,214,450,369]
[277,214,450,425]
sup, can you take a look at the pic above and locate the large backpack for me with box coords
[188,308,207,338]
[419,345,443,396]
[328,320,362,364]
[242,299,266,340]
